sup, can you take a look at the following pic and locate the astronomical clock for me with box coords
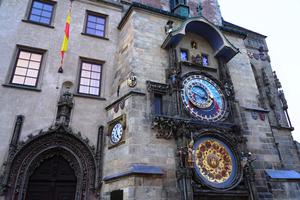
[150,18,252,200]
[181,74,227,122]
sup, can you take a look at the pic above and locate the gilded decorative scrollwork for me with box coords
[194,138,234,185]
[192,134,243,191]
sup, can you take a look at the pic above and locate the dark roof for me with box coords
[221,20,267,38]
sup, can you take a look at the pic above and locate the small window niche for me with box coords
[154,93,163,115]
[111,190,123,200]
[201,53,209,67]
[180,49,189,62]
[146,81,169,116]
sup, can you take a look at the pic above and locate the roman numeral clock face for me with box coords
[181,75,227,121]
[110,123,123,144]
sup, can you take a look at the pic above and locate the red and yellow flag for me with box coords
[60,8,71,67]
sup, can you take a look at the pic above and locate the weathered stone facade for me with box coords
[0,0,299,200]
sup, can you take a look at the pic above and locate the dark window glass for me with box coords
[85,13,106,37]
[180,50,188,61]
[29,0,54,25]
[78,61,102,96]
[11,50,43,87]
[202,54,209,67]
[154,94,163,115]
[111,190,123,200]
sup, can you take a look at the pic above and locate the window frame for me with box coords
[82,10,108,39]
[76,57,104,98]
[201,53,209,67]
[111,189,123,200]
[3,45,47,91]
[23,0,56,28]
[180,48,189,62]
[153,93,163,115]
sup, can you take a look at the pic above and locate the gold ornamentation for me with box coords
[194,139,232,183]
[127,73,137,87]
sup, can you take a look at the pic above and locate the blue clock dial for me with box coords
[181,75,227,121]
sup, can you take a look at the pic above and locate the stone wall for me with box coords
[0,0,121,166]
[102,9,179,200]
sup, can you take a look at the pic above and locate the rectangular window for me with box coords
[201,54,209,67]
[180,49,188,61]
[154,94,163,115]
[78,60,102,96]
[11,50,43,87]
[28,0,54,25]
[111,190,123,200]
[85,11,106,38]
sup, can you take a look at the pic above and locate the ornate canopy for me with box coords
[162,17,239,63]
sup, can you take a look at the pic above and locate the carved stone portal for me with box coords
[0,125,98,200]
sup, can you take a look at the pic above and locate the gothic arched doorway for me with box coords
[1,125,98,200]
[25,155,77,200]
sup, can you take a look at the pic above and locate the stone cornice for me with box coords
[118,2,186,30]
[105,90,146,111]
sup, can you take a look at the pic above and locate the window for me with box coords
[201,54,209,67]
[84,11,106,38]
[154,94,163,115]
[28,0,54,25]
[11,49,43,87]
[111,190,123,200]
[180,49,188,61]
[78,60,102,96]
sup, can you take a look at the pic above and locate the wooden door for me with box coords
[25,155,77,200]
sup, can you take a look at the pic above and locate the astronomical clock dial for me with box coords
[110,123,123,145]
[193,136,238,189]
[181,74,227,121]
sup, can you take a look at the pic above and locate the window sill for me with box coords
[81,32,109,40]
[22,19,55,29]
[74,93,106,100]
[180,61,217,72]
[2,83,41,92]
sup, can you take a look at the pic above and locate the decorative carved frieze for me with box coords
[247,51,270,62]
[262,68,270,86]
[273,71,282,89]
[152,115,244,144]
[266,88,276,109]
[278,90,288,110]
[146,81,169,94]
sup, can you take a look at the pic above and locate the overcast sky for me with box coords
[218,0,300,141]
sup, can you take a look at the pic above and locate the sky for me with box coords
[218,0,300,141]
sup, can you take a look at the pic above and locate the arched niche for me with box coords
[162,17,239,63]
[2,125,97,200]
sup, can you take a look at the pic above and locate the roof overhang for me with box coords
[162,17,239,63]
[265,169,300,182]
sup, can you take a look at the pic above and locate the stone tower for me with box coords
[0,0,299,200]
[200,0,222,25]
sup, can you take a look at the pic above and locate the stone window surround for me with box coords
[81,10,109,40]
[22,0,57,29]
[2,45,47,92]
[74,57,105,100]
[154,93,163,115]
